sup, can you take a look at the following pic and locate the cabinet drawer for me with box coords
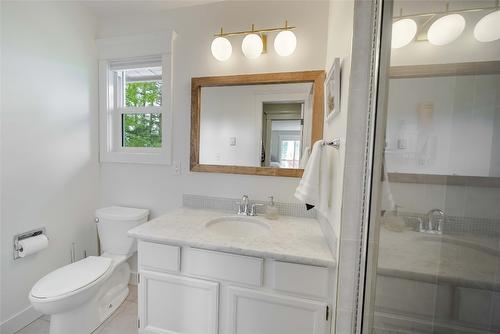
[138,241,180,272]
[273,261,329,298]
[184,248,263,287]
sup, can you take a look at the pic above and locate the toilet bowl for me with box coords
[29,206,149,334]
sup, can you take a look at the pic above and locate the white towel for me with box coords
[299,146,311,169]
[294,140,323,207]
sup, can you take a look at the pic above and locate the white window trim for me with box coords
[97,31,175,165]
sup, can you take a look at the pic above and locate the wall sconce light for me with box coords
[211,35,232,62]
[242,29,264,59]
[211,21,297,61]
[274,27,297,56]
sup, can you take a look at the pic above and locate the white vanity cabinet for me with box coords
[226,287,328,334]
[137,240,332,334]
[138,271,219,334]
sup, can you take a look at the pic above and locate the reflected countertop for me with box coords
[128,207,336,267]
[378,227,500,291]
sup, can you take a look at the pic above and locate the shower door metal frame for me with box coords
[357,0,394,332]
[337,0,393,333]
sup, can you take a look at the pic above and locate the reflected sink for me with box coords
[205,216,271,237]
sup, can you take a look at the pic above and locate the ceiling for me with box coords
[80,0,224,19]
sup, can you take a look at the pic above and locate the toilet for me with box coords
[30,206,149,334]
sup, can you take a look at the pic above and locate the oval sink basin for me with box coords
[205,216,271,237]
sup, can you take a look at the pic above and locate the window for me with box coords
[270,119,302,168]
[279,138,301,168]
[99,56,172,164]
[113,64,163,148]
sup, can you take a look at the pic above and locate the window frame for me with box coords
[98,32,174,165]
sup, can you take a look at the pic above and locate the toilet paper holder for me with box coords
[13,227,47,260]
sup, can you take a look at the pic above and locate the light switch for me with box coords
[229,137,237,146]
[173,160,181,175]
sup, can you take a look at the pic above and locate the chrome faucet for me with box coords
[424,209,445,234]
[236,195,262,216]
[237,195,250,216]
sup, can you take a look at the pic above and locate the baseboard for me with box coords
[129,271,138,286]
[0,305,41,334]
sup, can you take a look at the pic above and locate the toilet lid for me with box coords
[31,256,112,299]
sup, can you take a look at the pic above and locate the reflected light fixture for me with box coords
[427,14,465,46]
[242,33,264,59]
[211,21,297,60]
[474,10,500,42]
[211,34,232,62]
[391,18,418,49]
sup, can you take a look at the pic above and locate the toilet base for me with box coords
[49,261,130,334]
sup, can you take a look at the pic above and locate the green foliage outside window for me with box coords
[122,81,162,148]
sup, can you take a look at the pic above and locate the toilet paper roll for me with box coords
[18,235,49,258]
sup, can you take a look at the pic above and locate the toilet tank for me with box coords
[95,206,149,256]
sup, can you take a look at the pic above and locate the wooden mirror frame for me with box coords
[191,70,325,177]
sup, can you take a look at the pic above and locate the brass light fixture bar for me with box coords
[210,20,298,60]
[214,21,296,37]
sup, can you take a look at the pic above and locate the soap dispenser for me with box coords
[265,196,279,220]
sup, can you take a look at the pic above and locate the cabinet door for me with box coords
[139,270,219,334]
[227,286,329,334]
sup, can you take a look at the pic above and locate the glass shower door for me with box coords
[363,1,500,333]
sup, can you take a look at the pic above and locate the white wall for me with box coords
[1,2,99,331]
[321,0,354,240]
[200,83,311,167]
[323,1,355,333]
[201,86,262,166]
[97,1,330,218]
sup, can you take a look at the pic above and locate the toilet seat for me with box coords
[31,256,112,300]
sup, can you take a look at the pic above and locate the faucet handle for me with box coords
[235,201,243,214]
[250,203,264,216]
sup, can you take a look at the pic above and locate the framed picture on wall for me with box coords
[325,57,341,123]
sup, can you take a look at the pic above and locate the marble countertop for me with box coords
[128,208,336,267]
[378,227,500,291]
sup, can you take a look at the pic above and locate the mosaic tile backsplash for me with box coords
[391,211,500,236]
[182,194,317,219]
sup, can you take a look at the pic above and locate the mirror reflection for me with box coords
[386,73,500,178]
[199,83,313,169]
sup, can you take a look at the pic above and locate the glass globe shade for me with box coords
[211,37,232,62]
[427,14,465,46]
[391,19,417,49]
[274,30,297,56]
[242,33,263,59]
[474,10,500,42]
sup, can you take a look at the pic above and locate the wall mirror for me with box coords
[191,71,325,177]
[386,61,500,187]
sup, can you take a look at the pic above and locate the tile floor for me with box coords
[15,285,138,334]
